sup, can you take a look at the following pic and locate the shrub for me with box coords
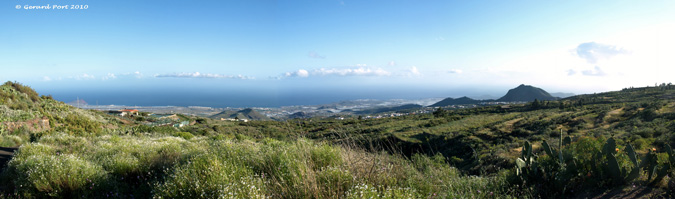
[153,154,266,198]
[62,114,102,135]
[310,143,342,170]
[174,132,194,140]
[7,153,107,198]
[0,135,22,147]
[317,166,354,198]
[345,183,419,199]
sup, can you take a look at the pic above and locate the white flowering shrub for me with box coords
[153,154,267,199]
[0,135,22,147]
[8,150,107,197]
[0,105,35,122]
[345,183,419,199]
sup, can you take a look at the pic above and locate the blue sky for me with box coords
[1,0,674,106]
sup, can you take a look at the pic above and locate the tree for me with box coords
[433,107,447,117]
[530,99,541,109]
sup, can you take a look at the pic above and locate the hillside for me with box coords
[0,82,120,146]
[431,85,558,107]
[288,111,312,119]
[497,84,558,102]
[354,104,423,114]
[430,96,481,107]
[209,108,270,120]
[1,82,675,198]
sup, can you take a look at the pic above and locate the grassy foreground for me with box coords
[0,133,514,198]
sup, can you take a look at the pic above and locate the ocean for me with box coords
[39,87,486,108]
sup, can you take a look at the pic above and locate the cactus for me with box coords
[516,141,534,176]
[518,131,580,194]
[562,136,571,147]
[515,140,547,185]
[542,134,575,166]
[516,136,675,193]
[542,140,555,158]
[647,144,675,185]
[624,144,640,182]
[666,144,675,164]
[600,138,641,184]
[643,149,659,181]
[607,154,622,181]
[601,138,617,156]
[522,140,533,162]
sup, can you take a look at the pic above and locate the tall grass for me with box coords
[153,154,266,199]
[1,133,517,198]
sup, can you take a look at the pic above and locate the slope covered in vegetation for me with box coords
[1,81,674,198]
[209,108,270,121]
[497,84,557,102]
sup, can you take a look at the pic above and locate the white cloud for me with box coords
[581,66,607,76]
[575,42,629,64]
[567,69,577,76]
[448,69,463,74]
[409,66,421,76]
[285,69,309,78]
[308,51,325,59]
[74,73,95,80]
[115,71,143,79]
[436,36,446,41]
[388,61,396,66]
[42,76,51,81]
[313,67,390,76]
[102,73,117,80]
[282,67,391,78]
[156,72,254,79]
[134,71,143,78]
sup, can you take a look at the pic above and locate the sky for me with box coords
[1,0,674,107]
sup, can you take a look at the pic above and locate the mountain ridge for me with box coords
[430,97,481,107]
[209,108,270,121]
[431,84,558,107]
[497,84,557,102]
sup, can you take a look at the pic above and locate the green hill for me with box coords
[0,81,122,147]
[354,104,423,114]
[209,108,270,120]
[429,96,481,107]
[497,84,558,102]
[431,85,557,107]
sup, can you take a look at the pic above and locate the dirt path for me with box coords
[0,147,18,169]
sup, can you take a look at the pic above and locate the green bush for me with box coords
[310,143,342,169]
[153,154,266,198]
[62,114,102,135]
[174,132,194,140]
[345,183,419,199]
[7,153,107,198]
[0,135,22,147]
[317,166,354,198]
